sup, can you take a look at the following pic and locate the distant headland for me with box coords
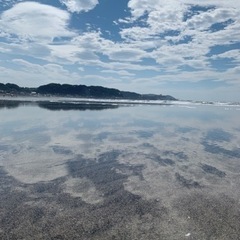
[0,83,177,101]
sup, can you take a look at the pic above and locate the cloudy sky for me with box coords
[0,0,240,101]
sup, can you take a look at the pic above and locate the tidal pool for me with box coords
[0,98,240,239]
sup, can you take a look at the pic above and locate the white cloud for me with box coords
[121,0,240,73]
[71,32,149,62]
[0,2,75,42]
[183,0,240,8]
[101,70,135,77]
[186,8,238,31]
[211,50,240,63]
[1,59,80,86]
[0,46,10,53]
[126,0,240,36]
[47,44,80,63]
[47,31,111,63]
[107,48,146,62]
[128,0,240,19]
[94,60,160,72]
[120,27,154,41]
[71,31,114,51]
[150,42,211,70]
[0,41,53,64]
[60,0,99,13]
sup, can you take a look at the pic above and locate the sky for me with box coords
[0,0,240,101]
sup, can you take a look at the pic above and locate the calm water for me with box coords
[0,98,240,239]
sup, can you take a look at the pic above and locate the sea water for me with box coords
[0,98,239,239]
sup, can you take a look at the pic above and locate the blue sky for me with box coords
[0,0,240,101]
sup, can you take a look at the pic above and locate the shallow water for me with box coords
[0,98,240,239]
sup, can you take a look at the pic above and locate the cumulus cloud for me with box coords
[0,2,75,41]
[107,48,146,62]
[101,70,135,77]
[1,59,80,86]
[127,0,240,36]
[0,0,239,99]
[128,0,240,19]
[211,50,240,62]
[128,0,186,20]
[48,31,112,63]
[183,0,240,8]
[186,8,238,31]
[122,0,240,72]
[60,0,99,13]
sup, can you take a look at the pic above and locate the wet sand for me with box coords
[0,100,240,239]
[0,152,239,240]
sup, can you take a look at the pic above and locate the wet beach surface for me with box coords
[0,98,240,239]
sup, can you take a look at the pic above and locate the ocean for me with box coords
[0,97,240,239]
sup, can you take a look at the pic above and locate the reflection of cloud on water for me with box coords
[0,101,240,239]
[0,102,240,201]
[62,177,104,204]
[2,148,69,184]
[205,128,233,143]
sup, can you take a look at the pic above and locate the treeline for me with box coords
[0,83,176,100]
[0,83,33,94]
